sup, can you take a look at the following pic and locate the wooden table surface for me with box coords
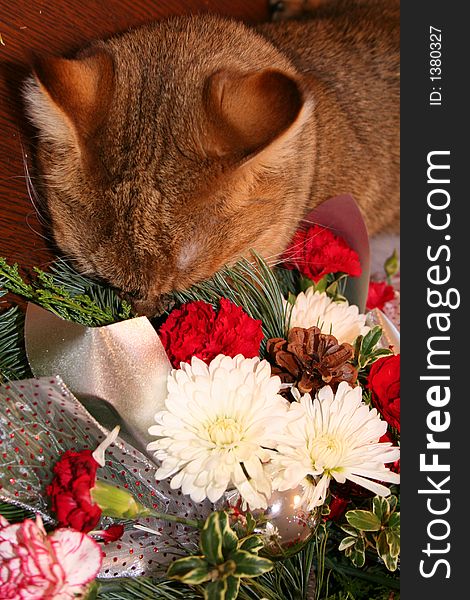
[0,0,269,272]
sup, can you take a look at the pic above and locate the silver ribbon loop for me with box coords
[24,303,171,453]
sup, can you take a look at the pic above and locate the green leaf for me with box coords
[325,280,338,296]
[382,552,399,572]
[386,530,400,558]
[201,513,224,564]
[387,495,398,514]
[167,556,210,584]
[338,536,357,551]
[287,291,297,306]
[384,249,399,279]
[217,559,237,579]
[354,334,364,360]
[376,530,390,559]
[372,496,390,522]
[388,512,400,532]
[346,510,381,532]
[370,348,393,361]
[346,535,366,568]
[231,550,273,578]
[224,576,241,600]
[238,534,264,554]
[340,524,359,537]
[361,326,383,355]
[205,579,228,600]
[219,512,238,558]
[84,580,99,600]
[300,275,317,292]
[245,512,256,534]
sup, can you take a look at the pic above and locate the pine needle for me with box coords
[96,578,201,599]
[0,303,30,382]
[237,539,316,600]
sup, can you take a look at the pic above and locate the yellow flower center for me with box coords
[208,417,242,448]
[309,434,346,471]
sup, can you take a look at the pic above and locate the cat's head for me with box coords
[24,16,314,315]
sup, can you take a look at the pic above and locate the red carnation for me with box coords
[47,449,101,533]
[366,281,395,311]
[324,495,350,523]
[159,298,264,367]
[282,225,361,283]
[368,354,400,432]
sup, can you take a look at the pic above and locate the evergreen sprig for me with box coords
[95,577,201,599]
[0,502,34,523]
[0,303,31,382]
[0,290,28,384]
[237,535,317,600]
[0,257,132,327]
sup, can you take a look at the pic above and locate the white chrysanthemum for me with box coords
[285,289,369,344]
[147,354,289,509]
[271,382,400,510]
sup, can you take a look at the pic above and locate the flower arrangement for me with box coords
[0,197,400,599]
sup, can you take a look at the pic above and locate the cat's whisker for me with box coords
[20,144,50,228]
[262,237,309,264]
[25,212,52,242]
[263,219,343,268]
[300,218,337,232]
[6,175,40,181]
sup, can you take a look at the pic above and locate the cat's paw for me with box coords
[269,0,324,21]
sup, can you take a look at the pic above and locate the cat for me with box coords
[23,0,399,315]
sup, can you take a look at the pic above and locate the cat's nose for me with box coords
[128,296,159,317]
[125,293,175,318]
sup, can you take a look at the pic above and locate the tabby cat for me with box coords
[24,0,399,314]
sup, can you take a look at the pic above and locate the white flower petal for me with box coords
[147,354,287,507]
[286,289,369,344]
[346,474,394,497]
[50,528,102,587]
[272,383,400,507]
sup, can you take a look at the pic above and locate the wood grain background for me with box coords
[0,0,269,273]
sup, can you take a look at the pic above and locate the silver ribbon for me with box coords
[0,376,210,578]
[24,303,171,454]
[366,307,400,354]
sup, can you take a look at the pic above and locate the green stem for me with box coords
[91,481,203,529]
[148,510,204,530]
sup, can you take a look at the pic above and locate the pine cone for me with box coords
[267,326,357,395]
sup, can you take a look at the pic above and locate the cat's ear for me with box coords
[24,49,114,144]
[202,69,311,160]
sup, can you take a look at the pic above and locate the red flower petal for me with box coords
[282,225,361,282]
[368,354,400,432]
[366,281,395,311]
[47,450,102,533]
[98,524,125,543]
[159,298,264,368]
